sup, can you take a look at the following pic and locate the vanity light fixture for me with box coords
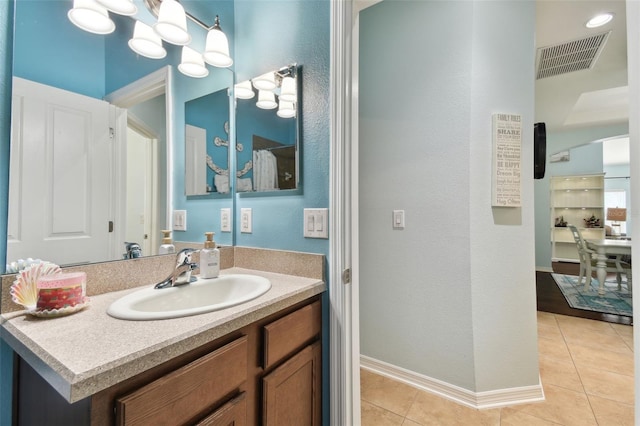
[178,47,209,78]
[69,0,233,78]
[154,0,191,45]
[203,16,233,68]
[277,101,296,118]
[256,90,278,110]
[279,76,297,103]
[68,0,116,35]
[234,81,255,99]
[129,21,167,59]
[585,12,613,28]
[252,72,277,91]
[95,0,137,15]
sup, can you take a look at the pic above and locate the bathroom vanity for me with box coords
[1,258,325,425]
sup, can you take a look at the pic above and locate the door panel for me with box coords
[8,78,114,266]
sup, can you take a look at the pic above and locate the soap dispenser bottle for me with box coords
[159,230,176,254]
[199,232,220,279]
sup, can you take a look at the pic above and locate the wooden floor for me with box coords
[536,270,632,325]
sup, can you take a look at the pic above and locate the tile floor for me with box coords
[361,312,634,425]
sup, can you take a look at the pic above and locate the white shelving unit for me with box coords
[550,174,605,263]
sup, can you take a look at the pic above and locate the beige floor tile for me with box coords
[401,419,421,426]
[610,322,633,338]
[361,369,419,417]
[560,326,631,354]
[577,364,635,405]
[536,312,558,327]
[537,322,563,341]
[516,384,597,425]
[405,390,500,426]
[499,407,563,425]
[588,394,635,426]
[568,342,634,377]
[538,336,572,362]
[555,314,618,335]
[361,400,405,426]
[621,335,634,352]
[538,355,584,392]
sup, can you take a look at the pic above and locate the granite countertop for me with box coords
[1,267,325,403]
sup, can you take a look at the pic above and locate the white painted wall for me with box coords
[359,0,539,393]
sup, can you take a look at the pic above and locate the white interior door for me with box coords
[125,126,154,257]
[7,78,114,266]
[185,124,207,196]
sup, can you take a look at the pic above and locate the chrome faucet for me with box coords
[154,248,198,289]
[123,242,142,259]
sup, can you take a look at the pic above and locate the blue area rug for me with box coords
[551,273,632,317]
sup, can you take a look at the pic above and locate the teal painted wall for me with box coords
[0,0,13,423]
[234,1,330,421]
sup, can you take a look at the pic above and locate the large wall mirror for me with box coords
[5,0,234,269]
[235,65,301,193]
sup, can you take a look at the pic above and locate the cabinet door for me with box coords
[263,341,321,426]
[196,392,247,426]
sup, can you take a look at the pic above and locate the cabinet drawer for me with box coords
[115,336,248,426]
[263,300,321,369]
[196,392,247,426]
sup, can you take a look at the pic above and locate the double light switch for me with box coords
[304,208,328,239]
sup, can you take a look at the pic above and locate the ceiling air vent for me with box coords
[536,31,610,80]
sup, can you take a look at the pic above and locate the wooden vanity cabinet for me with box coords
[262,300,322,426]
[13,295,322,426]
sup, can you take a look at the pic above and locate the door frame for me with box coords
[105,66,174,238]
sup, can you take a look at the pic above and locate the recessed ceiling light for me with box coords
[585,13,614,28]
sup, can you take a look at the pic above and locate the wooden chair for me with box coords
[567,225,631,293]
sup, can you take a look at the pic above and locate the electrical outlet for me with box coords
[303,208,328,238]
[220,208,231,232]
[173,210,187,231]
[241,208,252,233]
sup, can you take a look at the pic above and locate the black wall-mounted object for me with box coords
[534,122,546,179]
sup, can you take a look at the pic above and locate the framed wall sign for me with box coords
[491,113,522,207]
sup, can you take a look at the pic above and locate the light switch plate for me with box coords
[392,210,405,229]
[220,208,231,232]
[241,208,252,233]
[304,208,328,238]
[173,210,187,231]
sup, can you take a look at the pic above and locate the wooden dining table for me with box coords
[586,239,632,295]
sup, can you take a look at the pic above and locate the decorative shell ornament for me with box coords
[10,262,62,310]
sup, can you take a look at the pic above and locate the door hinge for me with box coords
[109,127,115,140]
[342,268,351,285]
[108,221,114,233]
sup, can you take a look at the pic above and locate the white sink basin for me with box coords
[107,274,271,320]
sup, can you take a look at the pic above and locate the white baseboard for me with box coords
[360,355,545,410]
[536,266,554,273]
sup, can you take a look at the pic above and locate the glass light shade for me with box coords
[154,0,191,45]
[586,13,613,28]
[252,72,276,91]
[95,0,137,15]
[235,81,255,99]
[178,47,209,78]
[256,90,277,110]
[279,76,297,103]
[67,0,115,35]
[277,101,296,118]
[128,21,166,59]
[203,28,233,68]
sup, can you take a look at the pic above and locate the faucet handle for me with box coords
[176,248,195,266]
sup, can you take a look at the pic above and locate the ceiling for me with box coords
[535,0,628,134]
